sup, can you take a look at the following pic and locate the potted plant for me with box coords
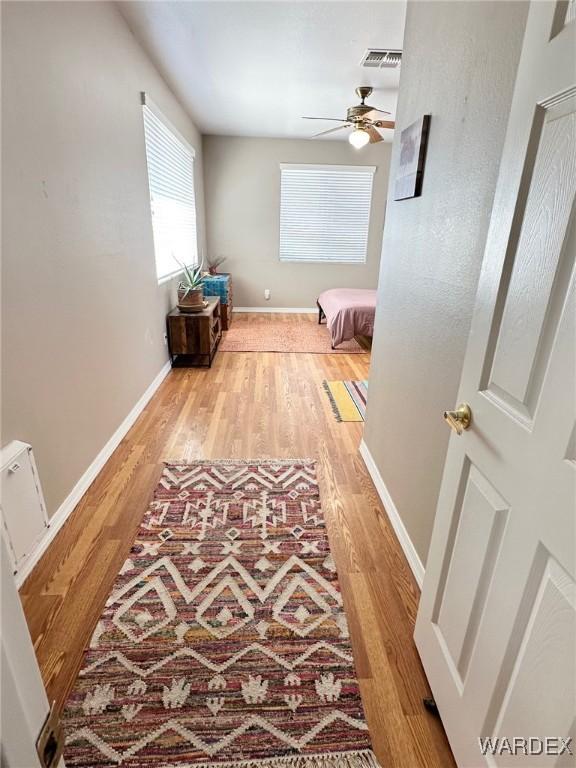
[207,255,227,275]
[177,260,205,312]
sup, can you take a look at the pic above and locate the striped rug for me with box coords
[322,381,368,422]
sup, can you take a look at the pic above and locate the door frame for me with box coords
[1,533,61,767]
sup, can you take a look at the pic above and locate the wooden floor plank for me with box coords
[19,313,455,768]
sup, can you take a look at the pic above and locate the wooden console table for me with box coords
[167,298,221,368]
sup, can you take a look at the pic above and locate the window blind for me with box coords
[279,164,375,264]
[142,103,198,281]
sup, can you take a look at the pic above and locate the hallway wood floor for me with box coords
[20,313,455,768]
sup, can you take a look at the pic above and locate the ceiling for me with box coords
[118,1,406,141]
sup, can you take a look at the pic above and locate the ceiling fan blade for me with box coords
[373,119,395,130]
[302,116,349,122]
[366,126,384,144]
[312,124,351,138]
[364,107,391,119]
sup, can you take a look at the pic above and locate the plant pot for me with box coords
[178,286,204,312]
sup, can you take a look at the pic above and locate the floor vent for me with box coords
[1,440,48,576]
[360,49,402,69]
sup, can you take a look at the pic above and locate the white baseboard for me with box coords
[15,360,172,587]
[359,438,425,588]
[234,307,317,313]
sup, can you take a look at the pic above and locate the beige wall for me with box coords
[363,1,528,565]
[1,1,206,516]
[203,136,391,307]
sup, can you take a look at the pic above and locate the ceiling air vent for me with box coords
[360,49,402,69]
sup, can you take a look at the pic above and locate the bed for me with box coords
[317,288,377,348]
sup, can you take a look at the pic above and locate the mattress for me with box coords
[317,288,377,348]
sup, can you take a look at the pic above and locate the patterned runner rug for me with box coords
[323,381,368,422]
[63,460,380,768]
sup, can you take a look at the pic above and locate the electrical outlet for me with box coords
[264,289,271,301]
[163,332,169,346]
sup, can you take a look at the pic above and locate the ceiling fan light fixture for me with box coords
[349,128,370,149]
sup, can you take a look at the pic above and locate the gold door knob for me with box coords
[443,403,472,435]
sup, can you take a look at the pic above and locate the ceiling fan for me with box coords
[302,86,395,148]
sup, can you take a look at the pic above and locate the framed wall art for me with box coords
[394,115,431,200]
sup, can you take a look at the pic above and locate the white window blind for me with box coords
[142,102,198,281]
[279,164,375,264]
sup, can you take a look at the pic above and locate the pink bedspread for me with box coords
[318,288,377,348]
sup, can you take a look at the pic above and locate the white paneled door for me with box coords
[415,3,575,767]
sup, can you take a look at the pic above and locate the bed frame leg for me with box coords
[317,300,325,325]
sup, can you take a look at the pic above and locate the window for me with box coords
[279,164,375,264]
[142,99,198,281]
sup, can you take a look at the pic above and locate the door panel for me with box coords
[436,465,509,683]
[487,103,575,419]
[488,555,575,767]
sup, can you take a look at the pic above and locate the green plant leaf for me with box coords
[174,257,205,289]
